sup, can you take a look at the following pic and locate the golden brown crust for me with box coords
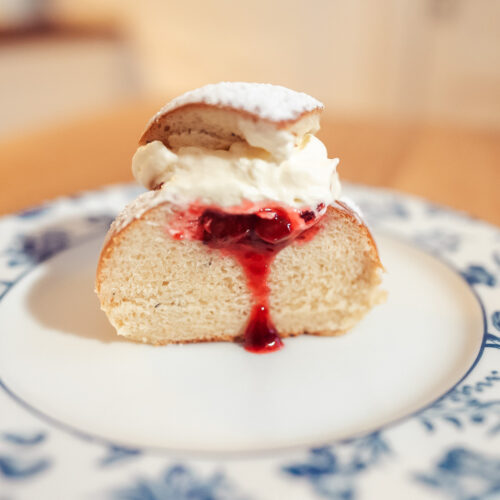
[121,332,237,346]
[324,203,382,268]
[139,103,322,147]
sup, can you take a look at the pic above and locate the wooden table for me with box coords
[0,101,499,226]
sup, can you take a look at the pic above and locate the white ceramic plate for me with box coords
[0,183,499,500]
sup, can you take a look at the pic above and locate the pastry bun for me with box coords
[96,82,385,349]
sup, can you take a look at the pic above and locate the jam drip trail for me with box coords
[223,240,282,353]
[244,305,282,353]
[198,207,321,353]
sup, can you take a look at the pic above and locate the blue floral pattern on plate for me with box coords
[283,432,391,499]
[112,465,249,500]
[415,447,500,500]
[0,431,50,480]
[418,371,500,435]
[99,445,142,467]
[0,183,499,499]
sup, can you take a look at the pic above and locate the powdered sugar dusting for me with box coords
[151,82,323,123]
[104,190,173,244]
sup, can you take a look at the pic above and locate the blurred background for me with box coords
[0,0,499,222]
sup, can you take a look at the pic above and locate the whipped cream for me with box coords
[132,135,340,209]
[237,118,296,161]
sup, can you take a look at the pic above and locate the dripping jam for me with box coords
[171,203,326,353]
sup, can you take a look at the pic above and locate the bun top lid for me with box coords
[140,82,324,151]
[149,82,323,124]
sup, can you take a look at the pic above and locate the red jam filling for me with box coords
[169,203,326,353]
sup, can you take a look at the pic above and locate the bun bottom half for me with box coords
[96,203,385,345]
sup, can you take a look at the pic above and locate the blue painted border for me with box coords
[0,200,493,458]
